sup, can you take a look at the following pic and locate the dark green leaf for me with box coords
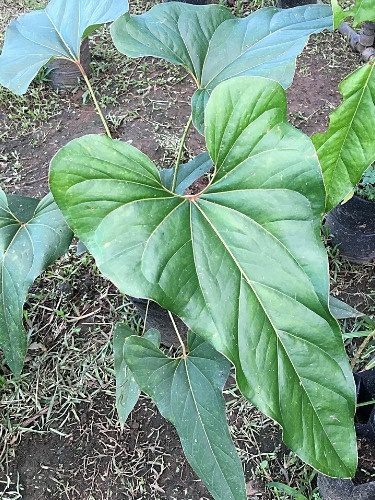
[160,152,213,194]
[0,190,72,375]
[111,4,333,132]
[312,64,375,210]
[0,0,129,95]
[50,76,357,476]
[113,323,140,427]
[114,323,160,427]
[329,296,364,320]
[123,332,246,500]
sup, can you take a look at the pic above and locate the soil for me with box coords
[354,437,375,485]
[6,396,211,500]
[0,73,204,198]
[0,3,374,500]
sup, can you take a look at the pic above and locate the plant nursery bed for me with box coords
[0,1,374,499]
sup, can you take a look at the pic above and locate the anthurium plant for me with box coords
[0,1,360,497]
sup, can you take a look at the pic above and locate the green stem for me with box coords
[168,311,187,358]
[76,61,112,139]
[172,114,193,192]
[142,300,150,335]
[357,399,375,408]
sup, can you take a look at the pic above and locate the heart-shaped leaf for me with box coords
[0,0,129,95]
[312,63,375,211]
[113,322,160,427]
[0,190,73,375]
[50,76,357,476]
[111,3,333,132]
[160,152,213,194]
[123,332,246,500]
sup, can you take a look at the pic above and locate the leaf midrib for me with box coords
[44,6,77,61]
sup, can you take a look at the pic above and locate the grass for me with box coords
[0,0,374,498]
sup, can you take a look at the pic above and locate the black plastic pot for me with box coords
[318,475,375,500]
[277,0,317,7]
[355,369,375,442]
[46,38,91,90]
[325,195,375,264]
[318,368,375,500]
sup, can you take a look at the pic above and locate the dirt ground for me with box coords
[0,1,374,499]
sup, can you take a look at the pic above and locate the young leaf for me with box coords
[160,152,213,194]
[114,323,160,427]
[331,0,375,28]
[312,63,375,211]
[329,296,364,320]
[50,76,357,477]
[0,0,129,95]
[0,190,72,375]
[123,332,246,500]
[111,3,333,132]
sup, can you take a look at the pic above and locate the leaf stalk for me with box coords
[76,61,112,139]
[168,311,187,358]
[172,114,193,192]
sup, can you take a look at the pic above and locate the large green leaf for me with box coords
[312,63,375,211]
[50,76,357,476]
[113,323,160,427]
[123,332,246,500]
[111,3,333,132]
[0,190,72,375]
[0,0,129,95]
[332,0,375,28]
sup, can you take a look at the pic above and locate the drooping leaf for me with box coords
[50,76,357,477]
[123,332,246,500]
[160,152,213,194]
[331,0,375,28]
[0,190,73,375]
[329,296,364,320]
[114,323,160,427]
[0,0,129,95]
[312,63,375,211]
[111,3,333,132]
